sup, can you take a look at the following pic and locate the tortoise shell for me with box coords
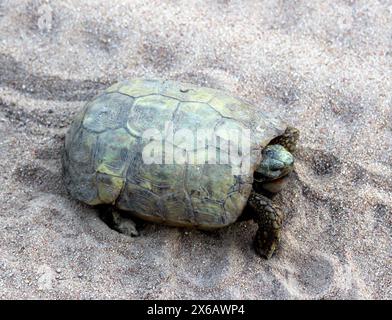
[62,79,287,229]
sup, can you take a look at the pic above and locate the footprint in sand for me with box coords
[281,253,335,297]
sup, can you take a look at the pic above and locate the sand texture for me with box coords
[0,0,391,299]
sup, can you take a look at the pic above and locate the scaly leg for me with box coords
[248,192,284,259]
[100,207,139,237]
[271,126,300,153]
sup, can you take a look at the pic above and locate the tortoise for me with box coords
[62,79,299,258]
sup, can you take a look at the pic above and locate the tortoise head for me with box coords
[255,144,294,182]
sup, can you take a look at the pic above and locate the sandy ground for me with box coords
[0,0,391,299]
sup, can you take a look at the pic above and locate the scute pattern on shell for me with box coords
[63,79,287,229]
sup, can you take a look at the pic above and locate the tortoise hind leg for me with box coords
[112,211,139,237]
[270,126,299,153]
[100,207,139,237]
[248,192,283,259]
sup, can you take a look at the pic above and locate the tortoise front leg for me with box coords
[270,126,300,153]
[248,192,283,259]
